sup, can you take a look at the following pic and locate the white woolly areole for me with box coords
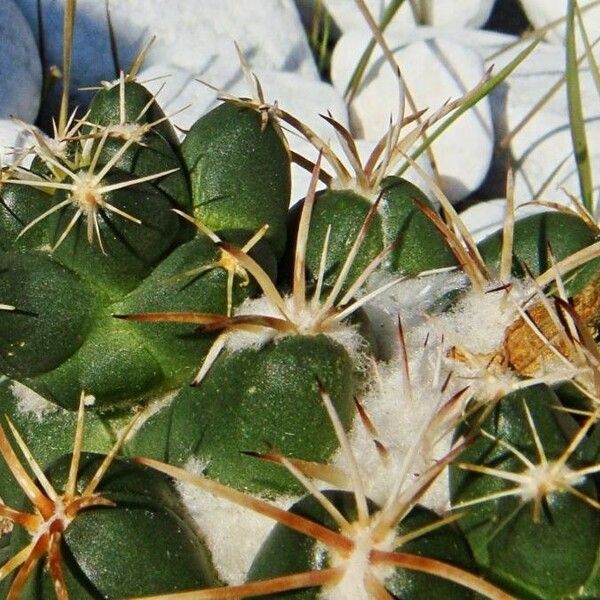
[335,335,454,514]
[224,295,280,353]
[11,380,59,421]
[367,270,468,324]
[225,294,367,367]
[177,457,298,585]
[364,271,467,359]
[434,279,535,356]
[324,525,395,600]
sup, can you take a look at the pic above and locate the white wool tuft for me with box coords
[325,529,375,600]
[335,334,455,514]
[334,271,467,514]
[324,526,396,600]
[363,271,467,359]
[434,279,535,355]
[177,457,298,584]
[11,381,58,421]
[367,270,468,324]
[224,296,280,353]
[325,322,367,368]
[224,294,368,367]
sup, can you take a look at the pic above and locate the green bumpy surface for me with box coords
[248,491,477,599]
[3,454,219,599]
[478,211,600,295]
[4,72,600,600]
[182,102,291,258]
[0,85,290,412]
[134,334,357,495]
[451,385,600,599]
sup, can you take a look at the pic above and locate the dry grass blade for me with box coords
[59,0,77,137]
[345,0,409,102]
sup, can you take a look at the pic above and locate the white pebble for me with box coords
[15,0,318,93]
[333,34,494,202]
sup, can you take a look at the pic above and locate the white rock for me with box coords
[504,42,600,206]
[0,0,41,122]
[323,0,495,34]
[513,117,600,209]
[459,198,549,242]
[333,35,494,202]
[419,0,496,28]
[141,62,349,134]
[331,27,515,93]
[15,0,318,93]
[324,0,416,34]
[137,63,239,135]
[0,120,35,167]
[519,0,600,45]
[331,26,515,163]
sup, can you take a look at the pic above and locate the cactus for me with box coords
[2,3,600,599]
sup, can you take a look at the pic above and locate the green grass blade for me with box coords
[319,10,332,73]
[105,0,121,78]
[566,0,594,212]
[395,36,542,177]
[344,0,408,102]
[575,3,600,99]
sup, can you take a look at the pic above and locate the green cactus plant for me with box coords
[2,2,600,599]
